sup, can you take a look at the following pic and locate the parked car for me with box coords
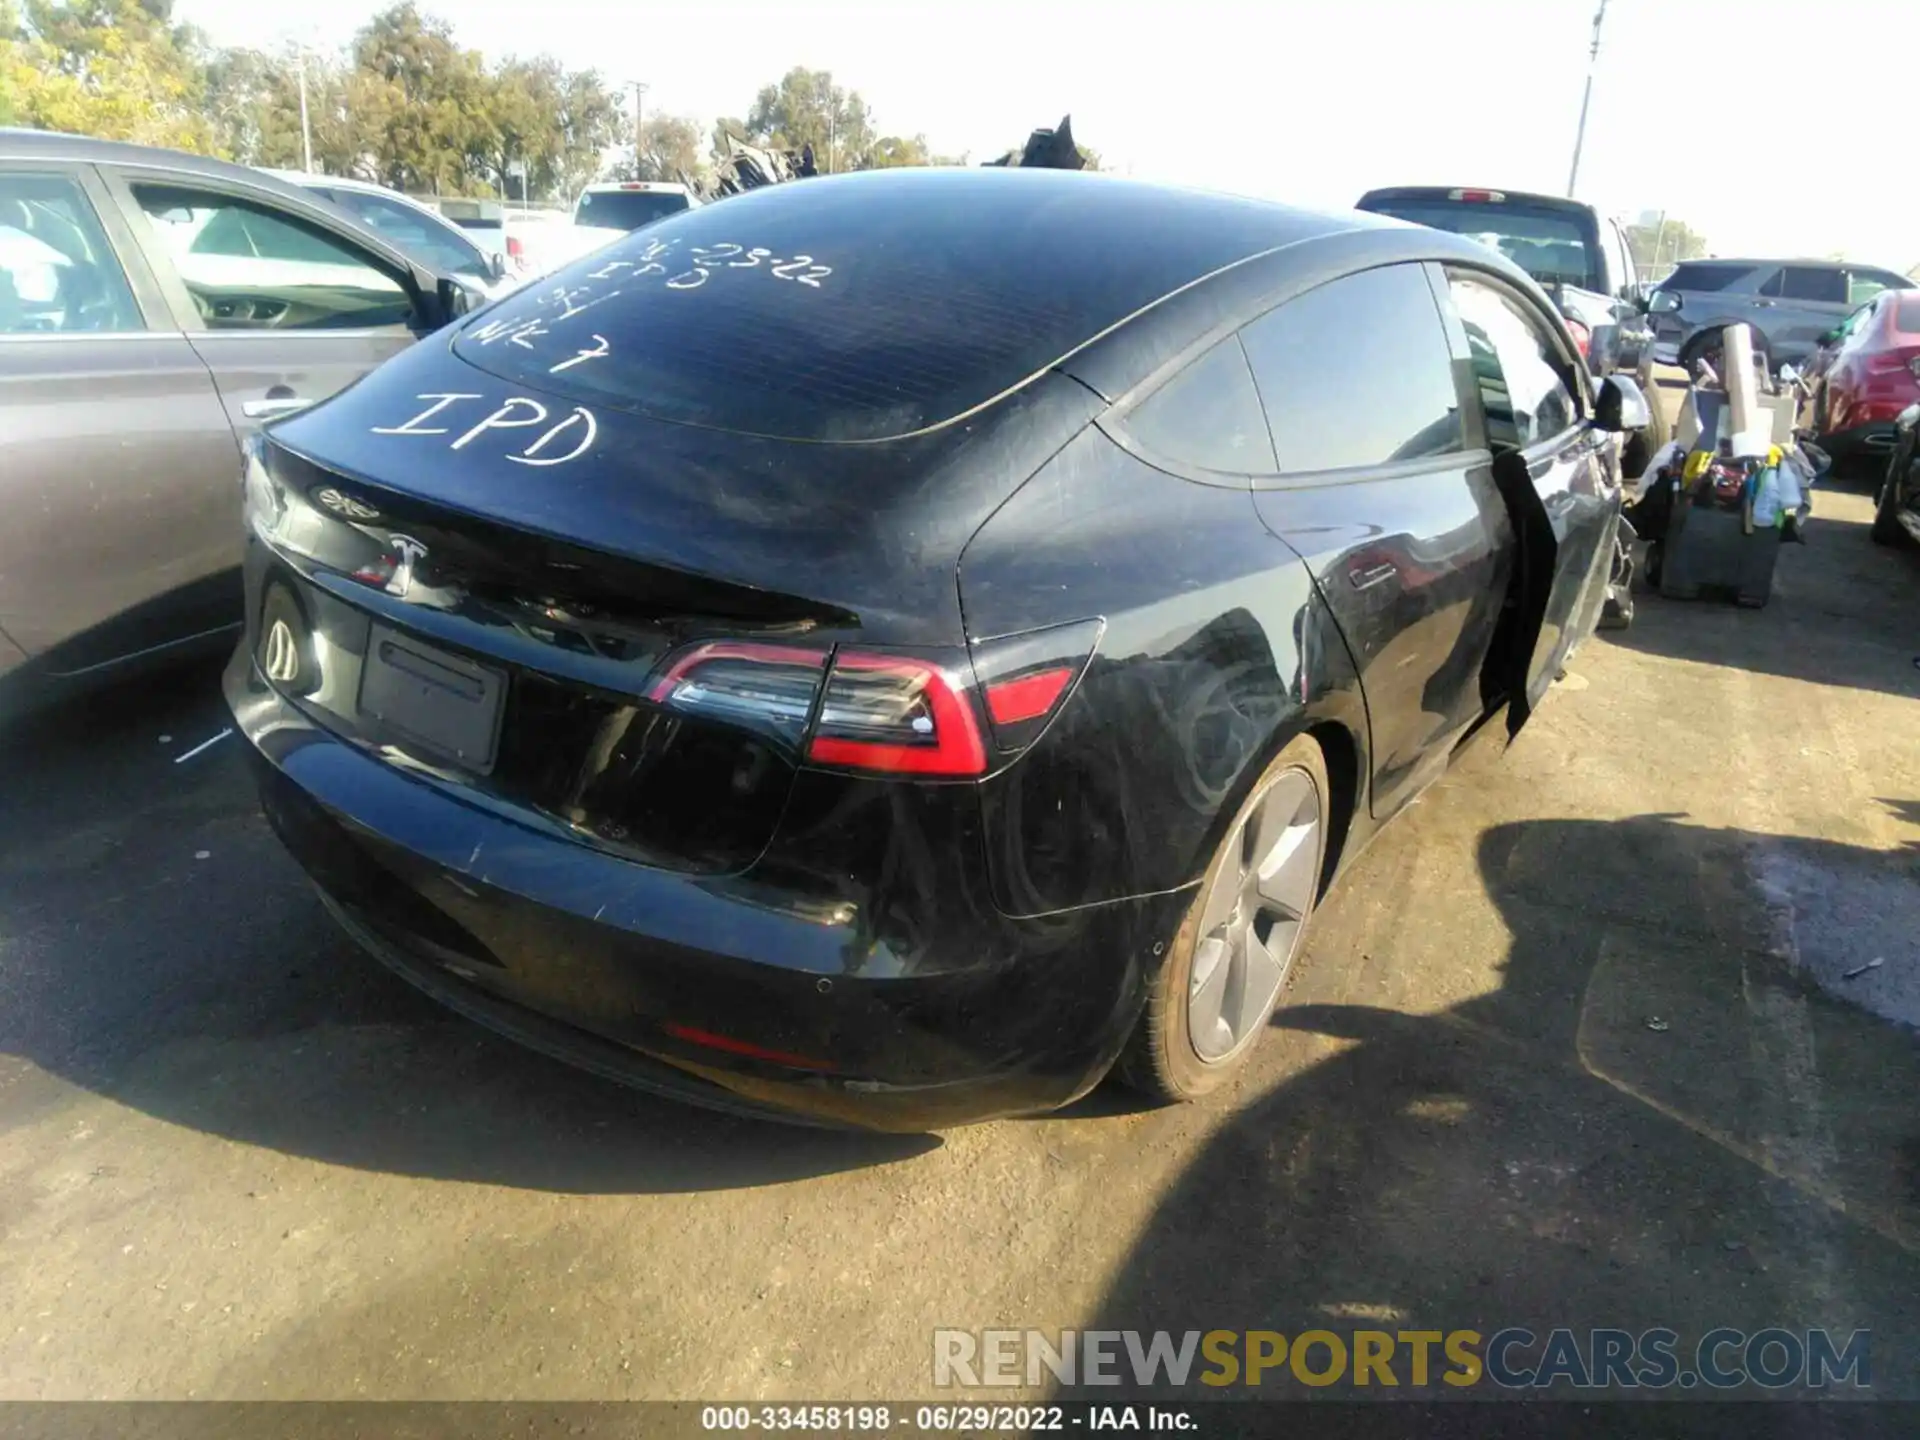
[227,168,1642,1130]
[1646,257,1912,372]
[572,180,696,231]
[1799,289,1920,462]
[267,171,517,300]
[1873,404,1920,550]
[505,209,626,279]
[0,129,481,717]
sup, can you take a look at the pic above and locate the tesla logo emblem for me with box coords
[262,618,301,683]
[387,534,427,597]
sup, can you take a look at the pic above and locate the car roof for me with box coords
[449,166,1523,443]
[1357,184,1599,216]
[0,128,432,271]
[1669,257,1850,272]
[580,181,689,195]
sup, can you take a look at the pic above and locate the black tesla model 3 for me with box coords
[227,168,1647,1130]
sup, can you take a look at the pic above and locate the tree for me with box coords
[861,133,931,169]
[5,0,217,151]
[1623,216,1708,276]
[613,112,703,184]
[744,66,872,174]
[351,3,491,194]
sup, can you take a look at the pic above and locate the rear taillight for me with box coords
[1448,188,1506,203]
[1566,319,1592,359]
[644,641,826,747]
[807,652,986,777]
[505,234,524,260]
[965,618,1104,755]
[642,621,1102,778]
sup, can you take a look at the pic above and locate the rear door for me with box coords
[1439,268,1618,734]
[1757,264,1851,358]
[1241,262,1516,816]
[0,159,240,675]
[99,168,424,437]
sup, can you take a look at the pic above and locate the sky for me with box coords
[173,0,1919,272]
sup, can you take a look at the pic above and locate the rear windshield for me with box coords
[1896,293,1920,334]
[454,171,1300,442]
[1359,197,1599,291]
[575,190,690,231]
[1664,262,1753,293]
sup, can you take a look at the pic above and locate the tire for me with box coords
[1871,456,1910,548]
[1680,326,1769,384]
[1120,734,1329,1102]
[1619,376,1669,482]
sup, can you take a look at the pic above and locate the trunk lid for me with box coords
[249,338,1101,877]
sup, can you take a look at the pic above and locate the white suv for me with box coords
[573,181,697,232]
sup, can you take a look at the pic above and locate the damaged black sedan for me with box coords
[228,168,1643,1129]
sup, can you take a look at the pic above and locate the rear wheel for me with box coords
[1120,735,1328,1101]
[1872,454,1911,547]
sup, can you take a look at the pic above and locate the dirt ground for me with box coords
[1,442,1916,1409]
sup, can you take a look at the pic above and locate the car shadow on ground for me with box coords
[0,660,937,1195]
[1077,811,1920,1412]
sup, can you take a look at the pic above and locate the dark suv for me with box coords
[1647,258,1913,371]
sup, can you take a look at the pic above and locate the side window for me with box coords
[131,183,415,331]
[1777,266,1848,304]
[330,189,486,281]
[1238,263,1463,474]
[1847,270,1902,307]
[1757,269,1785,298]
[0,172,143,334]
[1120,335,1276,474]
[1447,273,1580,451]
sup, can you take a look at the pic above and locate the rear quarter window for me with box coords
[1666,263,1756,293]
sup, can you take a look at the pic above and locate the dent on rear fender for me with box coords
[959,431,1368,918]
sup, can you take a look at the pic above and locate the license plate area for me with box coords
[358,624,506,774]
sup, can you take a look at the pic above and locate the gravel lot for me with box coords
[2,448,1916,1407]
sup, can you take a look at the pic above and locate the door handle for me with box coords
[242,396,311,419]
[1751,299,1776,308]
[1349,561,1398,591]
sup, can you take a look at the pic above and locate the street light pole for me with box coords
[631,81,648,178]
[1566,0,1609,198]
[296,49,314,174]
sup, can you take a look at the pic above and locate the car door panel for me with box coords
[0,161,240,674]
[1441,267,1619,734]
[99,168,424,439]
[1237,261,1513,820]
[1254,463,1511,816]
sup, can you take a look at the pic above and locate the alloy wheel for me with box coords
[1186,767,1322,1063]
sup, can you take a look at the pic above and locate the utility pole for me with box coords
[296,48,314,174]
[630,81,648,178]
[1566,0,1609,198]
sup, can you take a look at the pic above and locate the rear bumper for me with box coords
[227,648,1184,1130]
[1821,421,1901,456]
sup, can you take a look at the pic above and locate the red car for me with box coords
[1810,287,1920,461]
